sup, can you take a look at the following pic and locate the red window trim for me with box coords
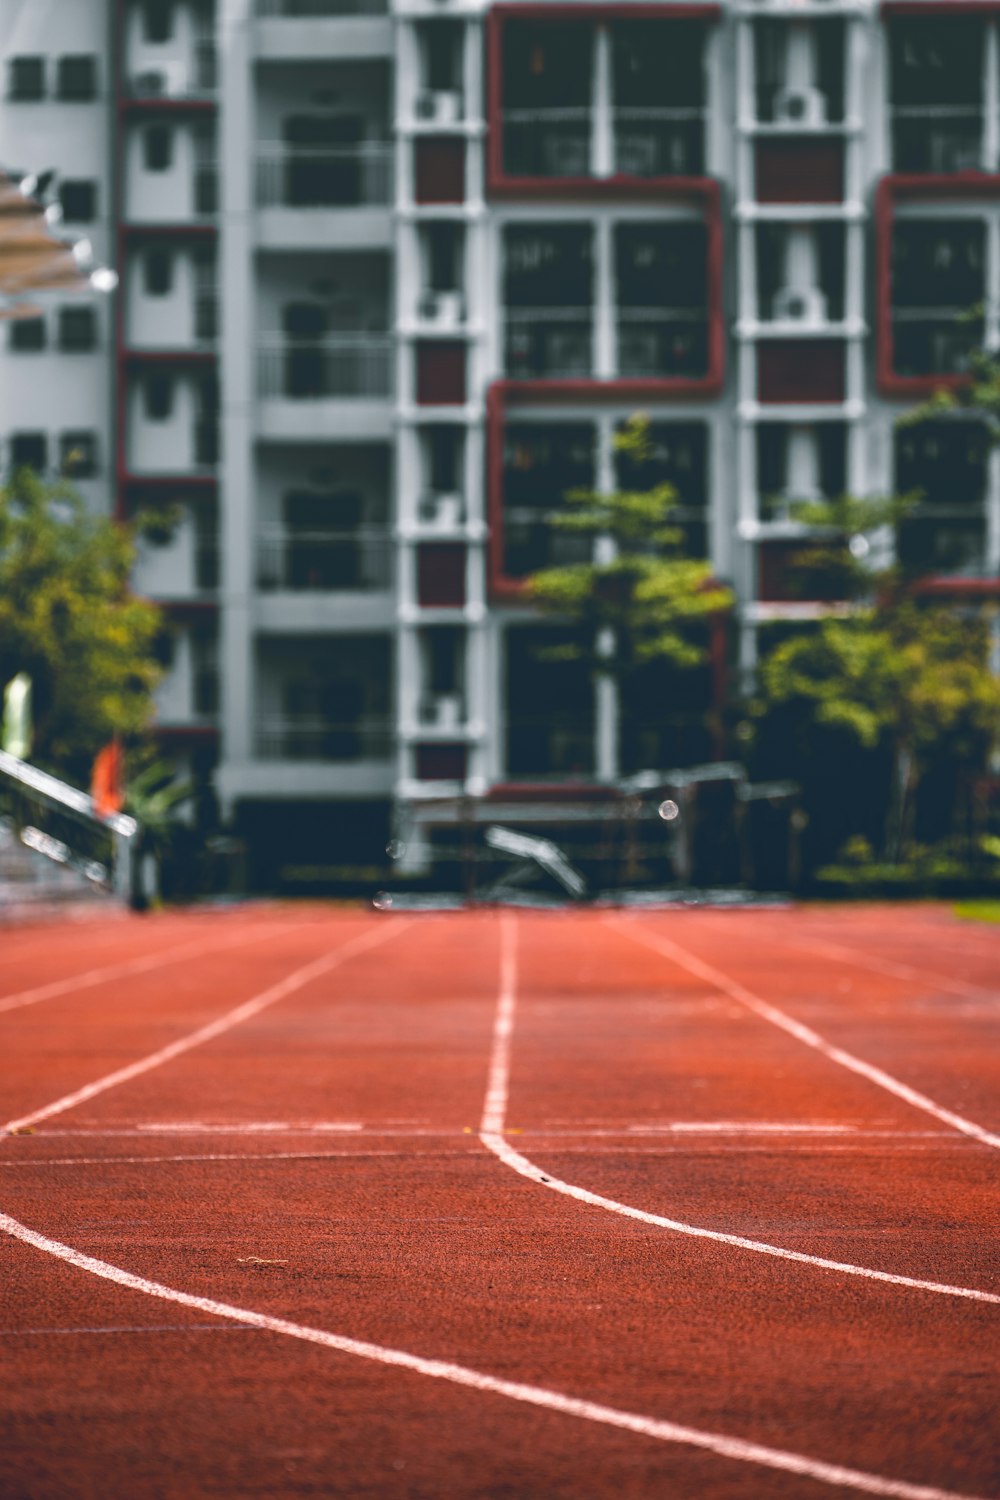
[877,175,1000,397]
[486,4,721,199]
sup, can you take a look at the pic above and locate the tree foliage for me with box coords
[0,469,162,780]
[525,415,732,676]
[754,466,1000,862]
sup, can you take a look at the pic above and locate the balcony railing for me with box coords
[256,527,391,591]
[505,719,595,779]
[505,308,593,380]
[890,308,985,378]
[256,144,393,209]
[613,108,704,177]
[256,0,387,13]
[257,336,393,399]
[502,108,592,178]
[616,309,708,379]
[891,108,986,174]
[256,716,392,762]
[503,513,592,578]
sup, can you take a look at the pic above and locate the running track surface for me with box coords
[1,902,998,1500]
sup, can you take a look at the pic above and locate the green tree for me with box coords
[758,599,1000,861]
[0,469,162,781]
[525,415,732,680]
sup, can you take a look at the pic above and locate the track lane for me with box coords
[2,908,998,1499]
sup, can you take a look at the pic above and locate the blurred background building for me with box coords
[0,0,994,889]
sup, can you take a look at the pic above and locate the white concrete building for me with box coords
[2,0,997,887]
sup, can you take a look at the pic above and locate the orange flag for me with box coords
[91,740,124,820]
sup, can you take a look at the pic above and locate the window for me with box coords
[9,433,48,474]
[502,423,595,576]
[889,17,984,172]
[891,220,986,377]
[145,374,174,421]
[143,0,174,43]
[57,55,98,101]
[144,247,174,297]
[59,180,97,223]
[8,57,44,101]
[8,317,46,352]
[615,223,708,378]
[60,432,98,478]
[143,124,174,173]
[59,306,97,352]
[504,224,594,378]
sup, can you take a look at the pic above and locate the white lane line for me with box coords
[0,1209,987,1500]
[783,934,999,1004]
[1,922,410,1137]
[0,919,316,1018]
[479,915,1000,1308]
[612,920,1000,1153]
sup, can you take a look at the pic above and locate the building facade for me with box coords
[2,0,997,886]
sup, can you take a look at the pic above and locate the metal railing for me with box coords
[890,308,985,378]
[502,108,592,177]
[616,309,708,379]
[257,337,393,399]
[256,144,393,209]
[257,0,387,13]
[505,307,593,380]
[891,108,985,174]
[256,716,392,762]
[613,108,705,177]
[0,749,138,904]
[256,527,392,591]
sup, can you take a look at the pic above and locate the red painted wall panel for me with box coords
[415,138,465,204]
[755,141,844,205]
[415,744,468,781]
[417,543,466,608]
[758,341,846,404]
[416,342,466,406]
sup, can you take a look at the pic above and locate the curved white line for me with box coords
[0,1209,987,1500]
[612,920,1000,1152]
[2,922,410,1137]
[479,915,1000,1307]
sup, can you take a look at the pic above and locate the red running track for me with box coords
[0,902,998,1500]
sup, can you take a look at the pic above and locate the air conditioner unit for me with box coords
[422,492,464,529]
[415,90,462,126]
[131,61,186,98]
[774,86,827,128]
[772,285,828,324]
[418,290,464,328]
[425,693,463,730]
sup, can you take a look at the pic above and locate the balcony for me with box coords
[255,144,393,209]
[890,308,984,380]
[891,109,986,175]
[505,309,593,381]
[257,336,392,401]
[616,310,707,380]
[612,109,704,178]
[256,715,391,761]
[256,527,391,592]
[503,109,592,180]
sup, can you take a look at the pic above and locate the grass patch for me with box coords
[954,900,1000,925]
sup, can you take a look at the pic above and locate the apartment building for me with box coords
[1,0,996,888]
